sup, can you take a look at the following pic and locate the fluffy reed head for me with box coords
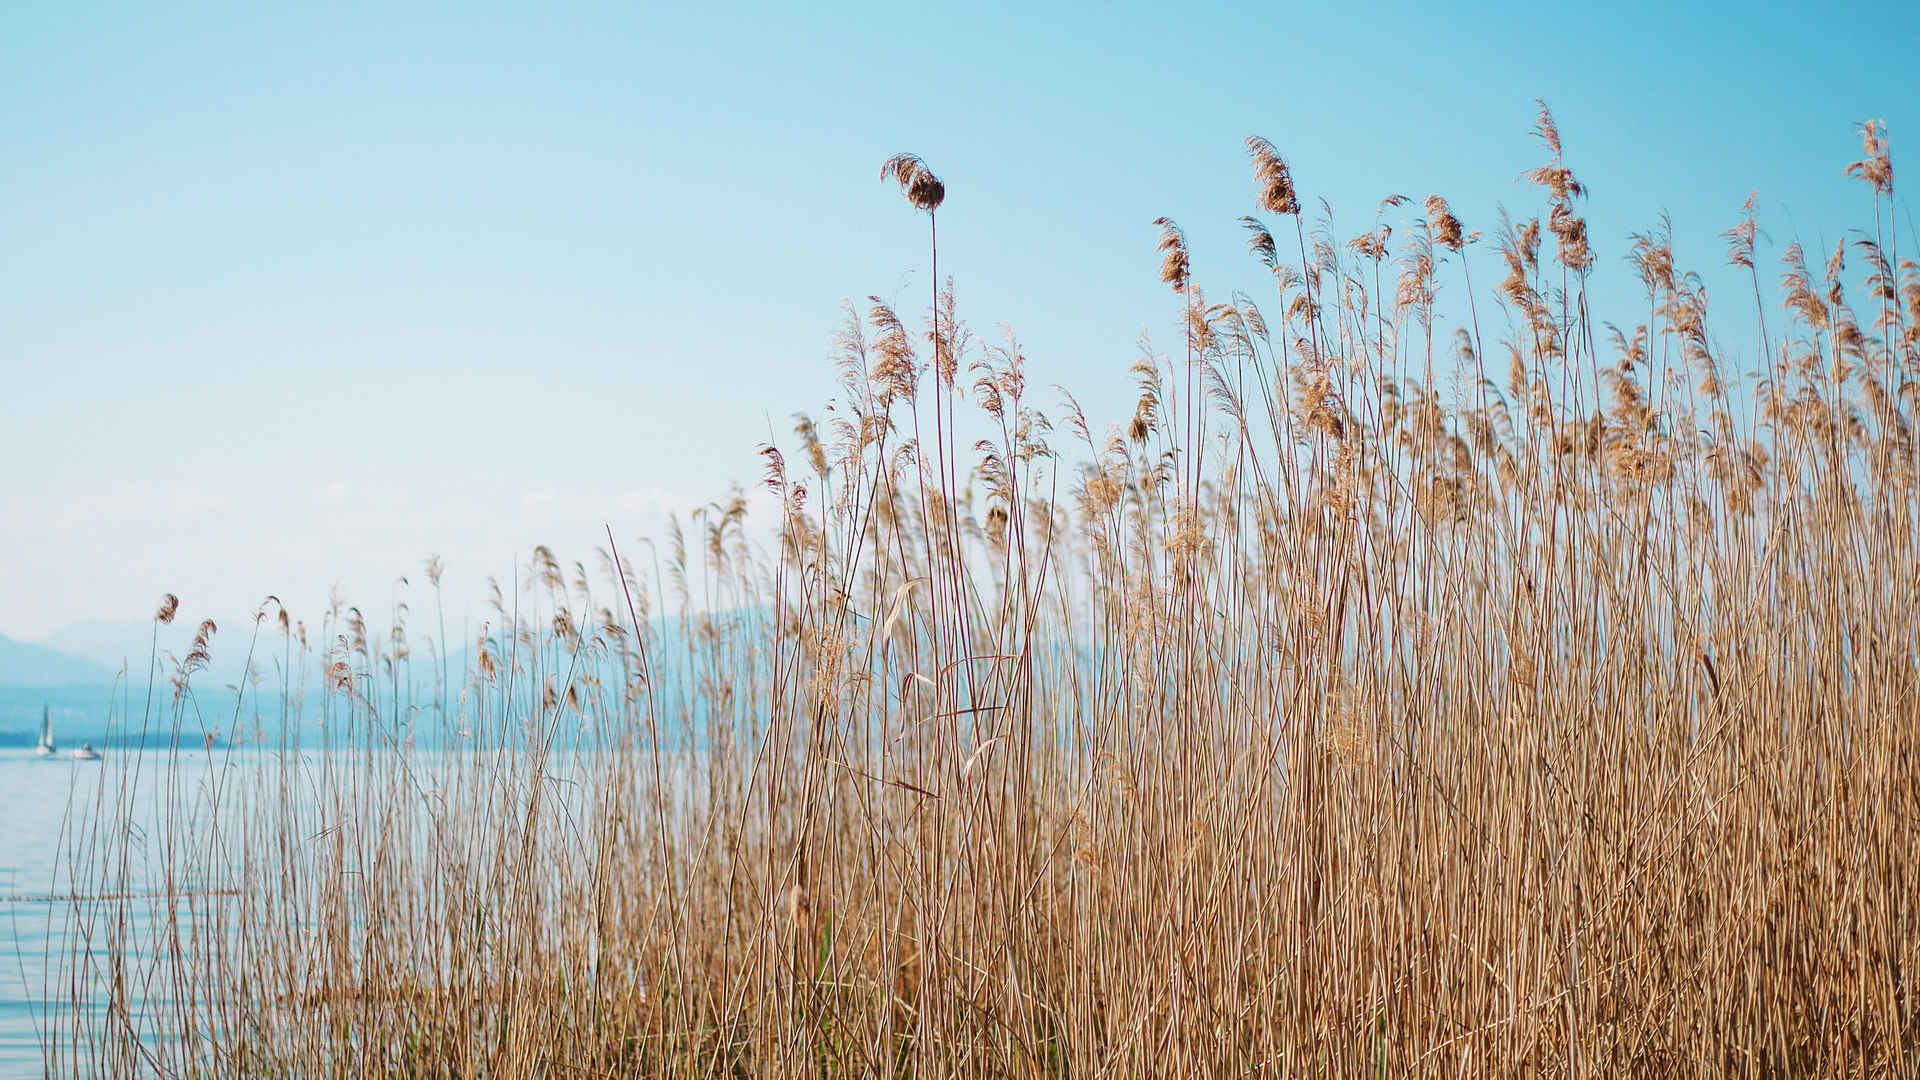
[1846,119,1893,195]
[155,593,179,624]
[880,153,945,213]
[1240,216,1278,269]
[1525,100,1587,203]
[1244,135,1300,216]
[1721,192,1760,270]
[1424,195,1465,251]
[1153,217,1190,291]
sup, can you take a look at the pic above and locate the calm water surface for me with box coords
[2,749,130,1075]
[2,748,259,1075]
[0,741,622,1076]
[2,747,379,1076]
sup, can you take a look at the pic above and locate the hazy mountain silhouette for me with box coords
[0,632,115,686]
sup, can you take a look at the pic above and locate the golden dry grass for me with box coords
[42,108,1920,1078]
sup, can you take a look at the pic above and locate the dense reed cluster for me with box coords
[45,105,1920,1077]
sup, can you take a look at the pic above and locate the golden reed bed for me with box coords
[47,106,1919,1078]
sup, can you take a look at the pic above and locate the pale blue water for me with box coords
[0,740,648,1076]
[1,747,303,1077]
[1,750,122,1076]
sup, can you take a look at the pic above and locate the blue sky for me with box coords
[3,0,1914,642]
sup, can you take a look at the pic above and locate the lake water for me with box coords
[1,744,428,1076]
[1,749,120,1076]
[0,737,655,1076]
[0,747,244,1076]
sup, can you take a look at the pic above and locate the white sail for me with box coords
[35,706,56,757]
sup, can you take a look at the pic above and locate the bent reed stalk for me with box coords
[44,108,1920,1078]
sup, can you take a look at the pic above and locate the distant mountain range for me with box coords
[1,614,500,741]
[0,632,116,686]
[37,618,155,676]
[0,609,742,742]
[0,619,284,739]
[25,616,312,691]
[0,630,130,742]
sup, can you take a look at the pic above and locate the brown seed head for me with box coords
[156,593,179,624]
[1424,195,1465,251]
[1721,191,1760,270]
[880,153,945,213]
[1846,119,1893,196]
[1244,135,1300,216]
[1152,217,1190,292]
[1240,216,1277,269]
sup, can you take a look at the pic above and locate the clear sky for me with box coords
[3,0,1914,642]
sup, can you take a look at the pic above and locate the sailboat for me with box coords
[35,707,57,757]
